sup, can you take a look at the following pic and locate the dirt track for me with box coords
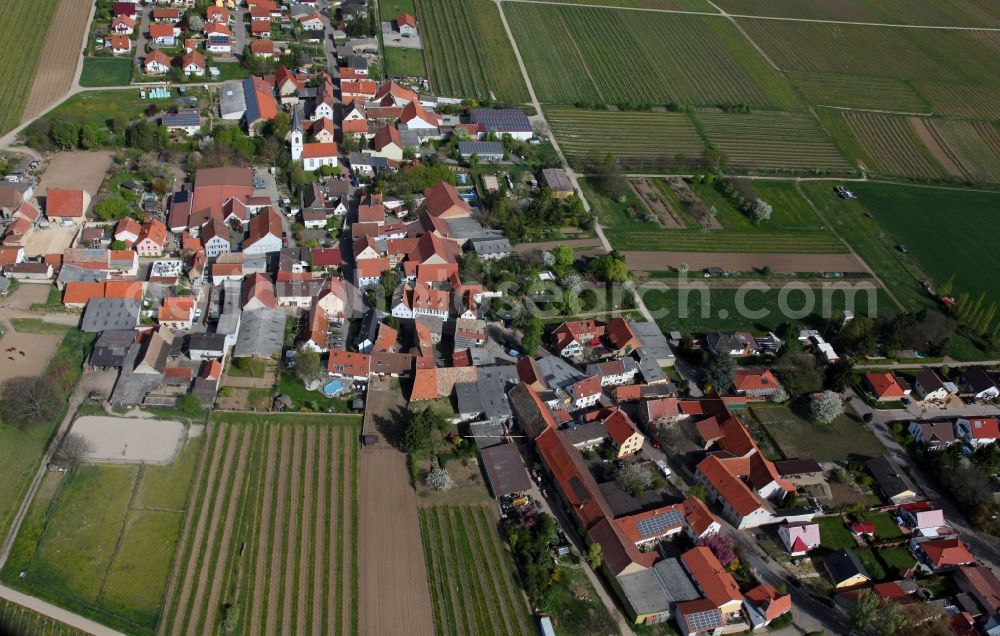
[21,0,92,124]
[513,237,603,253]
[624,250,870,273]
[265,428,291,635]
[360,449,434,636]
[282,427,303,631]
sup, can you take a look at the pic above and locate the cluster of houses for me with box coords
[865,367,1000,405]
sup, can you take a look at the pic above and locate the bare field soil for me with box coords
[0,326,60,383]
[71,415,185,464]
[21,0,92,124]
[37,151,113,196]
[360,450,435,636]
[624,251,870,274]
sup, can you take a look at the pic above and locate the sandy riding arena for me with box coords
[71,415,186,464]
[0,327,61,384]
[21,0,93,124]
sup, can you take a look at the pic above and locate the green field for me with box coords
[0,598,89,636]
[695,110,854,174]
[714,0,1000,27]
[419,505,532,636]
[837,111,948,179]
[832,182,1000,307]
[546,106,706,171]
[640,284,886,333]
[419,0,529,102]
[913,81,1000,120]
[380,0,416,17]
[23,90,178,134]
[816,515,855,550]
[923,119,1000,183]
[384,47,427,78]
[0,0,61,134]
[0,329,94,541]
[541,0,716,9]
[3,432,202,634]
[786,72,932,113]
[79,57,134,87]
[750,404,885,462]
[586,178,849,253]
[160,414,361,635]
[507,4,800,109]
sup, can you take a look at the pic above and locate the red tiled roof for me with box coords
[744,584,792,621]
[866,372,905,400]
[396,12,416,27]
[605,316,638,351]
[149,24,175,38]
[302,142,339,159]
[535,427,609,528]
[733,368,781,393]
[158,296,195,322]
[965,417,1000,440]
[409,368,439,400]
[372,124,402,151]
[46,188,85,217]
[243,273,277,308]
[423,181,470,218]
[682,496,718,537]
[326,350,370,376]
[605,409,640,446]
[138,218,168,247]
[697,454,766,517]
[144,49,172,68]
[920,537,975,568]
[311,247,343,267]
[243,207,281,247]
[682,546,743,609]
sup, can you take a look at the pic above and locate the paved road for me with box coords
[134,8,150,64]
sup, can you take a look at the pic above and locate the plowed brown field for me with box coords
[21,0,92,124]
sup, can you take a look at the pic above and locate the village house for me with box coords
[913,368,950,402]
[731,368,782,399]
[144,50,172,75]
[907,420,959,451]
[865,372,910,402]
[778,522,820,556]
[955,416,1000,448]
[158,297,196,330]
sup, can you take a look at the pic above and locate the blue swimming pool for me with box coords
[322,380,346,397]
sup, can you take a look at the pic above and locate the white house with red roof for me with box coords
[956,416,1000,448]
[566,375,602,410]
[114,217,142,245]
[111,15,136,34]
[143,50,172,75]
[106,34,133,55]
[778,522,820,556]
[241,208,282,254]
[290,110,338,171]
[606,409,644,457]
[731,368,782,399]
[552,319,605,359]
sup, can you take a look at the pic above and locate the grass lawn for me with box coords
[227,357,267,378]
[79,57,133,87]
[868,511,903,539]
[817,515,854,550]
[213,61,251,81]
[246,387,272,410]
[640,285,886,334]
[879,547,916,574]
[751,404,883,462]
[4,436,203,632]
[275,371,352,412]
[8,318,71,334]
[23,90,174,132]
[856,548,887,581]
[539,558,618,636]
[384,47,426,78]
[381,0,416,20]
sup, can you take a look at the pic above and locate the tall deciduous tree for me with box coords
[1,376,61,429]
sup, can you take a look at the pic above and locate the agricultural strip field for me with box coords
[535,0,717,10]
[713,0,1000,27]
[160,414,360,636]
[913,81,1000,120]
[0,0,61,135]
[419,0,529,102]
[786,72,931,113]
[695,111,853,174]
[22,0,93,124]
[2,434,202,635]
[924,119,1000,183]
[505,4,800,109]
[0,597,88,636]
[546,106,705,171]
[79,57,134,87]
[836,111,949,179]
[737,19,1000,87]
[418,505,532,636]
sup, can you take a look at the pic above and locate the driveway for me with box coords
[134,8,150,63]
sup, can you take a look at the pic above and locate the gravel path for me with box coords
[282,427,304,632]
[341,428,356,636]
[312,428,329,636]
[265,428,291,635]
[199,430,253,634]
[297,426,316,632]
[249,427,279,636]
[168,425,235,636]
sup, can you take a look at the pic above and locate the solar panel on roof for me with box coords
[686,609,722,630]
[635,509,684,538]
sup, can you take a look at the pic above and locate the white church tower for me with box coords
[290,108,303,161]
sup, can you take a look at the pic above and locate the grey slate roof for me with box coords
[618,558,700,617]
[81,298,141,332]
[470,236,512,257]
[188,332,228,354]
[89,330,137,368]
[235,308,285,358]
[825,548,870,584]
[542,168,573,192]
[637,358,667,384]
[458,141,504,157]
[219,81,247,119]
[58,264,107,285]
[632,321,675,362]
[469,421,505,449]
[480,443,532,497]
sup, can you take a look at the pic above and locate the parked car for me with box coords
[654,459,671,477]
